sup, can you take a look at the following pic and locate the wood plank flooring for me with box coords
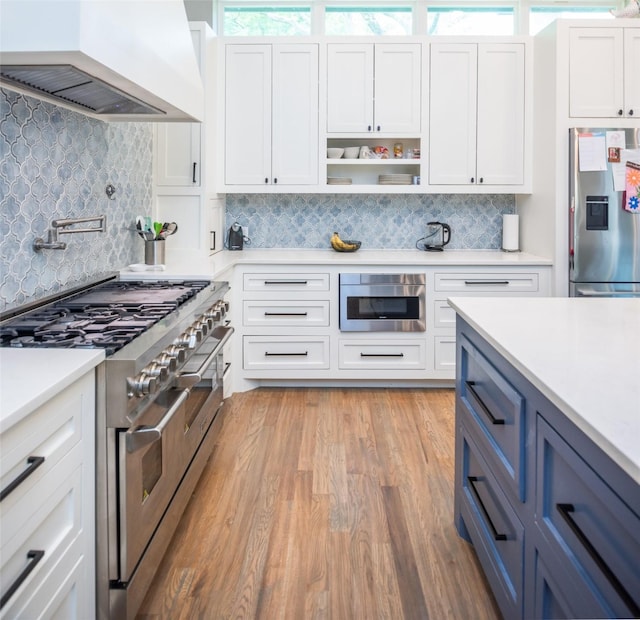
[136,388,500,620]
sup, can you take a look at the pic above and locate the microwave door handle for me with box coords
[175,325,234,389]
[125,389,191,453]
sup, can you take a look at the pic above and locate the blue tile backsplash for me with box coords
[0,89,152,313]
[226,193,514,250]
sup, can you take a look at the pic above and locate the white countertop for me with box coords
[0,349,105,432]
[120,249,552,280]
[449,297,640,484]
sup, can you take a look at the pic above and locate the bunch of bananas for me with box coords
[330,232,361,252]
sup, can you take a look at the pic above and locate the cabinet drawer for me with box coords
[536,416,640,618]
[435,272,539,293]
[243,300,329,327]
[434,335,456,372]
[243,336,329,370]
[1,459,83,615]
[0,375,86,509]
[459,334,526,502]
[339,339,426,370]
[433,298,456,328]
[459,432,524,619]
[243,272,330,292]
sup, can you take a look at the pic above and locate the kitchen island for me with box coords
[450,297,639,620]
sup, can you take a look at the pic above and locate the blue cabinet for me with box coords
[455,317,640,619]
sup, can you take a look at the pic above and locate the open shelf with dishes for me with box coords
[324,137,423,190]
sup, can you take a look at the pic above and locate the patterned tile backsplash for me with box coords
[1,88,515,314]
[0,89,152,313]
[226,193,515,250]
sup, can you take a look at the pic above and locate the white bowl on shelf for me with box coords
[343,147,360,159]
[327,147,344,159]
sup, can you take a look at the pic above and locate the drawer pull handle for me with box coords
[360,353,404,357]
[263,280,308,285]
[264,351,308,356]
[465,381,505,425]
[463,280,510,285]
[557,503,640,616]
[468,476,507,541]
[0,456,45,502]
[264,312,308,317]
[0,549,45,609]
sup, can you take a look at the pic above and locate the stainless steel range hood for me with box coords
[0,0,204,122]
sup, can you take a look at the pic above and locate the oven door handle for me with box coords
[126,389,191,453]
[175,325,234,389]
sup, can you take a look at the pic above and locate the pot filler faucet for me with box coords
[34,215,106,251]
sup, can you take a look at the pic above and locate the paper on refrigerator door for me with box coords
[624,161,640,213]
[612,149,640,191]
[578,134,607,171]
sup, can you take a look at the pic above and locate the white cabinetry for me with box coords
[569,26,640,118]
[224,43,319,188]
[429,268,550,377]
[153,23,222,257]
[327,43,421,134]
[429,43,527,189]
[0,371,95,619]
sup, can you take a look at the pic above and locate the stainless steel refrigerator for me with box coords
[569,127,640,297]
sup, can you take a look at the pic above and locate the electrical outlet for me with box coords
[242,226,250,241]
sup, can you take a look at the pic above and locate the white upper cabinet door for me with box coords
[327,43,421,134]
[155,123,201,186]
[374,44,422,133]
[569,28,625,117]
[477,44,525,185]
[624,28,640,118]
[272,44,319,185]
[225,44,272,185]
[429,44,478,185]
[327,44,374,133]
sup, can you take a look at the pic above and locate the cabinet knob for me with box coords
[479,177,484,184]
[367,125,372,132]
[618,109,624,116]
[376,125,381,132]
[274,178,278,184]
[264,177,269,184]
[629,109,634,116]
[470,177,475,183]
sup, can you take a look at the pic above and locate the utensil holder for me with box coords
[144,240,165,265]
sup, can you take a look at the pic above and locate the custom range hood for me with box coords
[0,0,204,121]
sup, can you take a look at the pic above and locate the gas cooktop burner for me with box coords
[0,279,212,354]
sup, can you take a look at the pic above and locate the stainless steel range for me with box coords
[0,275,233,619]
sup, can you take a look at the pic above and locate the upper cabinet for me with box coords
[429,43,526,188]
[327,43,421,134]
[569,27,640,118]
[224,43,319,187]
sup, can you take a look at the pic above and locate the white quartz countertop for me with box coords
[0,349,105,432]
[448,297,640,484]
[121,249,552,281]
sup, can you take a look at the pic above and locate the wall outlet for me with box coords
[242,226,250,241]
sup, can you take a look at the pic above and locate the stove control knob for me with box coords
[127,373,158,398]
[144,362,168,383]
[199,316,214,332]
[165,345,186,364]
[221,300,230,313]
[175,332,196,349]
[214,301,226,318]
[156,350,184,372]
[186,326,203,344]
[204,308,221,323]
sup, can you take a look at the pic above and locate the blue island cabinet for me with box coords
[454,317,640,619]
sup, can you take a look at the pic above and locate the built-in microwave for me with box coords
[339,273,426,332]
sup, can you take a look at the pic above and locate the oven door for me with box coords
[117,325,233,582]
[339,275,426,332]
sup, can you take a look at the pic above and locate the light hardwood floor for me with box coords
[137,387,500,620]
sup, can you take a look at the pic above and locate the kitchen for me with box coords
[1,1,639,618]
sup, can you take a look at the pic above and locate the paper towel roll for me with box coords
[502,214,520,252]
